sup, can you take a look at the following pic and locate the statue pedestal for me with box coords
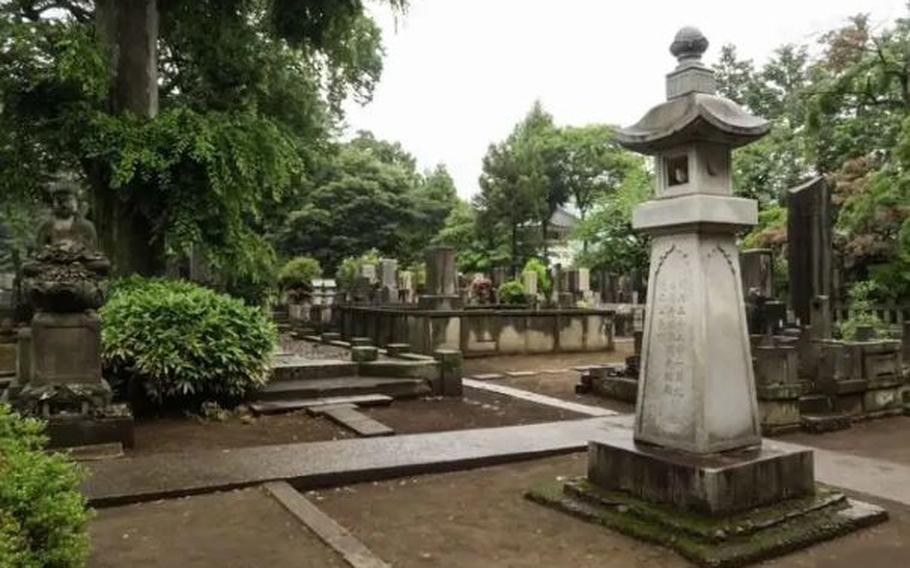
[31,311,103,386]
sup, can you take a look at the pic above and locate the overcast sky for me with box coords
[343,0,906,199]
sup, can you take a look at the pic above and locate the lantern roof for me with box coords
[617,27,770,155]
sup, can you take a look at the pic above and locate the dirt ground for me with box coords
[313,454,910,568]
[463,341,636,414]
[780,415,910,465]
[89,487,346,568]
[128,388,584,456]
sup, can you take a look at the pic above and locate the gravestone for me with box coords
[398,270,414,303]
[787,177,833,326]
[522,270,538,298]
[378,259,398,304]
[530,29,885,565]
[418,246,461,310]
[359,263,377,284]
[740,249,773,298]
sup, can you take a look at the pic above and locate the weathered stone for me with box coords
[350,346,379,363]
[587,431,814,516]
[433,349,463,397]
[385,343,411,357]
[758,399,801,434]
[787,177,833,326]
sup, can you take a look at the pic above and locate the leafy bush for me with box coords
[497,280,527,305]
[0,404,90,567]
[523,257,551,298]
[101,277,277,405]
[335,249,381,292]
[278,256,322,291]
[838,280,888,340]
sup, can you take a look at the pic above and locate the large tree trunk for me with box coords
[93,0,163,276]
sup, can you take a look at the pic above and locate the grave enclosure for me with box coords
[336,247,616,357]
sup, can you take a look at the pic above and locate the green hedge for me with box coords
[101,277,277,404]
[277,256,322,291]
[497,280,527,305]
[0,404,90,567]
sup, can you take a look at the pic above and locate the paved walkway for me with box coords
[82,416,632,506]
[464,379,618,417]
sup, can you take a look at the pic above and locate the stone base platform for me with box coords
[527,479,886,568]
[46,414,134,449]
[587,432,813,515]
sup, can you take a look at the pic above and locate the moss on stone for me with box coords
[526,479,887,568]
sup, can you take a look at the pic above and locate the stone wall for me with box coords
[338,305,614,358]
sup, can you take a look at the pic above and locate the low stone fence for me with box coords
[338,305,615,358]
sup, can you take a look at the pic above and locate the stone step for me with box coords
[801,413,853,434]
[269,357,358,382]
[255,376,431,402]
[799,394,833,414]
[249,394,393,416]
[318,405,395,438]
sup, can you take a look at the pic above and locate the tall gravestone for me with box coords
[530,28,885,564]
[418,246,461,310]
[378,258,399,304]
[787,177,832,326]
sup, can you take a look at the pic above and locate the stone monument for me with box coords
[530,28,885,566]
[7,177,133,448]
[418,246,461,310]
[787,176,833,326]
[378,258,399,304]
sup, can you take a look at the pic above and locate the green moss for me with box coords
[526,480,887,568]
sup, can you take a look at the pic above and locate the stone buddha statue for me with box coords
[22,176,110,313]
[35,178,99,250]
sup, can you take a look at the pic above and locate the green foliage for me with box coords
[335,250,381,292]
[0,0,406,279]
[277,132,455,271]
[574,166,653,275]
[100,278,277,405]
[497,280,527,305]
[523,258,551,298]
[0,404,90,567]
[838,280,888,340]
[278,256,323,290]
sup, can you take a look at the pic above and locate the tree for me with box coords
[402,164,459,262]
[276,133,415,272]
[433,199,506,274]
[476,102,563,273]
[0,0,406,282]
[573,165,653,276]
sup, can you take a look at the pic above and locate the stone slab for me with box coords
[801,413,852,434]
[256,376,430,401]
[269,358,358,382]
[468,373,504,381]
[81,417,630,506]
[505,371,536,378]
[321,406,395,438]
[263,481,390,568]
[528,479,886,568]
[592,376,638,402]
[62,442,124,461]
[463,379,619,417]
[46,415,134,450]
[587,429,813,515]
[250,395,393,415]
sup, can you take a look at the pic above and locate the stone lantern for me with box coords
[620,26,769,455]
[530,27,885,565]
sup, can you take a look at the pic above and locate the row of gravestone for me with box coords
[343,248,644,308]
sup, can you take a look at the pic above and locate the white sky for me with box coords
[343,0,906,199]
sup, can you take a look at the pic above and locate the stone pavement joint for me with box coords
[263,481,390,568]
[464,379,619,417]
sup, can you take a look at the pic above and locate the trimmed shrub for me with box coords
[523,258,551,298]
[277,256,322,291]
[498,280,527,305]
[0,404,90,567]
[101,277,277,404]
